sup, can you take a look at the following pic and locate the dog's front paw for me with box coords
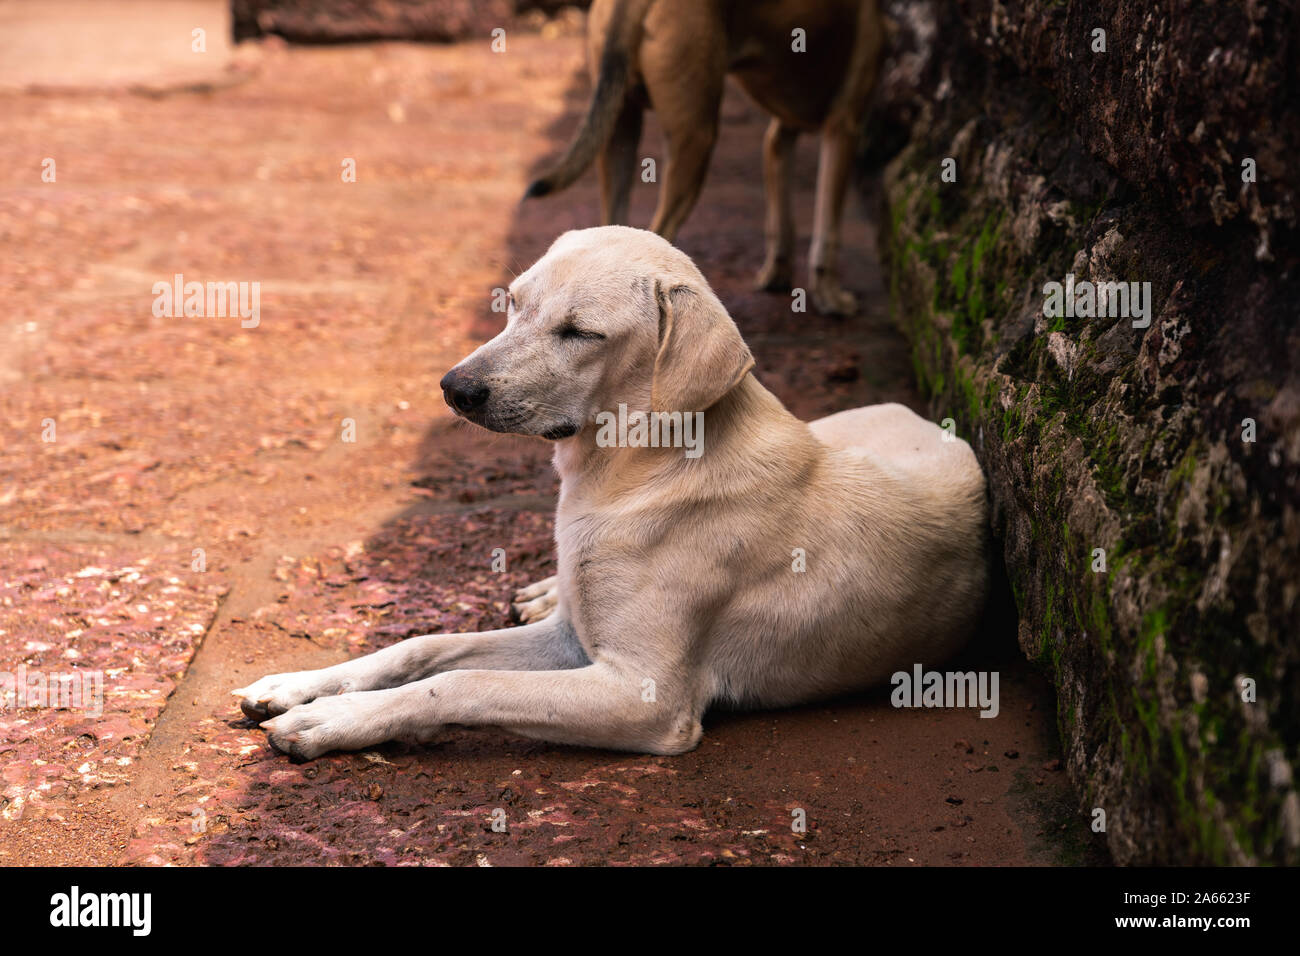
[232,671,337,722]
[261,696,364,761]
[262,692,436,762]
[810,277,858,316]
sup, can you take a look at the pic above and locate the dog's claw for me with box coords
[263,721,311,762]
[234,691,277,722]
[232,687,266,721]
[240,699,266,721]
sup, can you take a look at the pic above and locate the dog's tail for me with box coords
[523,0,652,200]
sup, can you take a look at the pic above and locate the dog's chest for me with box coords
[554,506,644,654]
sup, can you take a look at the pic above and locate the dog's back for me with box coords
[810,403,985,500]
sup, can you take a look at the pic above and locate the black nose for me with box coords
[440,369,489,414]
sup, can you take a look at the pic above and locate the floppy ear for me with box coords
[651,281,755,413]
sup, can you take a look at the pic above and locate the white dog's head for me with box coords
[440,227,754,439]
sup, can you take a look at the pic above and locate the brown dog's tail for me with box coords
[523,0,651,200]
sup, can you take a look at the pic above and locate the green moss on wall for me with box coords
[880,128,1297,865]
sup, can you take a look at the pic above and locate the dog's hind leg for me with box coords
[641,9,724,242]
[598,96,644,226]
[512,574,559,623]
[755,118,799,291]
[646,106,719,243]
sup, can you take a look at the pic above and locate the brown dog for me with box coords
[524,0,886,315]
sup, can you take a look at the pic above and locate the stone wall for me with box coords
[874,0,1299,863]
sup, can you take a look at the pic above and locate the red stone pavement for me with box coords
[0,25,1106,865]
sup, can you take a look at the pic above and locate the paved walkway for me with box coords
[0,1,235,92]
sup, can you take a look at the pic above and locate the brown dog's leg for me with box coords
[755,118,799,291]
[807,0,885,315]
[641,7,724,243]
[809,119,858,315]
[647,108,719,243]
[598,97,644,226]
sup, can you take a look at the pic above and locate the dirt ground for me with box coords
[0,24,1106,865]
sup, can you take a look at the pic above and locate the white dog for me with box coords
[233,226,989,760]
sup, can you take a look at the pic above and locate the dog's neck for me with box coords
[550,373,820,497]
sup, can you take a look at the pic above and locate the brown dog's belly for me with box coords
[725,0,860,128]
[730,68,840,131]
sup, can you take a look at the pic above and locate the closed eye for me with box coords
[555,324,605,341]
